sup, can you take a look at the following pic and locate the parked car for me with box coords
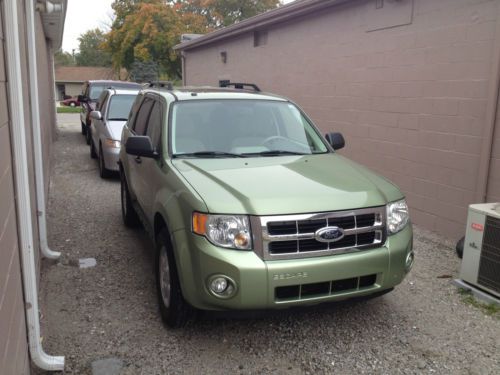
[89,87,140,178]
[79,80,141,145]
[119,84,414,328]
[61,97,80,107]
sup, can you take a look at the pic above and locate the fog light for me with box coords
[405,251,415,272]
[207,275,237,299]
[210,277,228,294]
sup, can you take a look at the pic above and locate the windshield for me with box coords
[89,85,106,101]
[107,95,136,121]
[171,100,328,157]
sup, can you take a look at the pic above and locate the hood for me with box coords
[106,120,127,141]
[173,153,404,215]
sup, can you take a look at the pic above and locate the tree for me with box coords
[54,50,75,66]
[171,0,281,28]
[75,29,112,67]
[105,0,208,79]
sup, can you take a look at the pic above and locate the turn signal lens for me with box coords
[192,212,208,235]
[105,138,121,148]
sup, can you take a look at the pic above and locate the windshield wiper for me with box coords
[245,150,308,156]
[173,151,246,158]
[107,118,128,121]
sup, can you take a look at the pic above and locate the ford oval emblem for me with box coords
[315,226,345,243]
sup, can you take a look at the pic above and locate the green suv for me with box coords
[119,84,414,327]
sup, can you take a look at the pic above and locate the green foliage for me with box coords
[106,0,208,79]
[459,289,500,319]
[54,50,75,66]
[75,29,112,67]
[57,106,81,113]
[172,0,281,28]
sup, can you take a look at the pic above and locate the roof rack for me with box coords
[219,81,261,92]
[144,81,174,90]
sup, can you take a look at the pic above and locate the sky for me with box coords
[62,0,295,53]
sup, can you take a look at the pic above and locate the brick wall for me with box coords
[0,1,30,373]
[183,0,500,239]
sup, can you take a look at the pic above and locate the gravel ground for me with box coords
[39,114,500,375]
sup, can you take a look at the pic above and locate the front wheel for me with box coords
[156,229,191,328]
[120,172,139,227]
[98,144,111,179]
[85,124,91,145]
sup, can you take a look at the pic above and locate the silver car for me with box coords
[89,88,139,178]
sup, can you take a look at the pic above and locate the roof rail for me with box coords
[144,81,174,90]
[219,81,261,92]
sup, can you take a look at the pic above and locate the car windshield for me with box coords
[89,85,106,101]
[107,95,136,121]
[171,100,329,158]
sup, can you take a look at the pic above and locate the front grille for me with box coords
[478,215,500,294]
[275,274,378,301]
[255,207,385,260]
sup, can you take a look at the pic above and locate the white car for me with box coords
[89,88,139,178]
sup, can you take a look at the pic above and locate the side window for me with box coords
[132,97,154,135]
[96,91,109,112]
[146,102,162,150]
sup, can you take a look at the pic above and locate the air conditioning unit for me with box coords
[457,203,500,300]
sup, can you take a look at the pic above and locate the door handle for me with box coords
[134,156,142,164]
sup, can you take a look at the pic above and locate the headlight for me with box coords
[192,212,252,250]
[386,199,409,235]
[105,138,121,148]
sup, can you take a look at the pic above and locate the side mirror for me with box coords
[125,136,158,159]
[89,111,102,121]
[78,95,87,103]
[325,132,345,150]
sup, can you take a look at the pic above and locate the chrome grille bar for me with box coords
[252,206,386,260]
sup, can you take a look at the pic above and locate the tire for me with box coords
[156,228,191,328]
[90,140,97,159]
[81,122,86,135]
[120,171,140,227]
[85,125,91,145]
[98,144,111,179]
[456,236,465,259]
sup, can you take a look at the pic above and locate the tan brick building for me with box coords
[1,0,66,373]
[55,66,117,100]
[176,0,500,240]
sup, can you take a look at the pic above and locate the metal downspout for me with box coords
[476,2,500,203]
[26,0,60,259]
[3,0,65,371]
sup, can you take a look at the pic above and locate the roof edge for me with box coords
[174,0,351,51]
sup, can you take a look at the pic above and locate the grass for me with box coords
[458,288,500,318]
[57,106,81,113]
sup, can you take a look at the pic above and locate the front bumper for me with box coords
[173,224,413,311]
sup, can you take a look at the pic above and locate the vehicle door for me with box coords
[92,91,109,150]
[134,98,164,220]
[127,96,155,202]
[80,82,89,124]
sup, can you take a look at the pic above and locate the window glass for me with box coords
[146,102,162,149]
[133,97,154,135]
[96,91,109,111]
[89,84,106,101]
[107,95,136,121]
[171,100,328,156]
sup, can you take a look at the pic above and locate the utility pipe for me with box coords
[3,0,65,371]
[26,0,61,259]
[475,2,500,203]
